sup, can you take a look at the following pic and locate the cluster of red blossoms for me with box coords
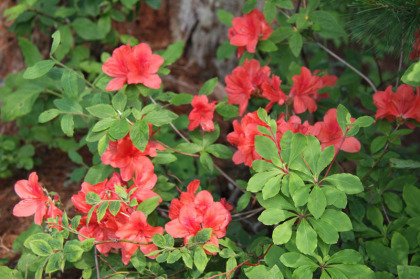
[102,43,164,91]
[228,109,360,167]
[373,84,420,128]
[228,9,273,57]
[13,135,232,265]
[225,60,337,116]
[165,180,231,253]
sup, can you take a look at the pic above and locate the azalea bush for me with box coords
[2,0,420,278]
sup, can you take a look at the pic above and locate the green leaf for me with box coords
[236,192,251,212]
[109,201,121,216]
[353,116,374,128]
[130,120,149,152]
[270,26,295,43]
[320,209,352,232]
[152,234,167,248]
[401,61,420,87]
[367,206,384,232]
[309,218,339,244]
[63,241,84,262]
[391,232,409,265]
[337,104,350,134]
[255,135,280,161]
[194,247,208,274]
[308,185,326,219]
[280,252,317,268]
[23,60,55,79]
[85,192,101,205]
[217,41,237,60]
[296,219,317,255]
[199,77,218,96]
[328,249,363,264]
[217,9,233,26]
[398,265,420,279]
[206,144,233,159]
[112,92,127,112]
[92,118,115,132]
[29,240,53,256]
[81,238,95,251]
[263,1,276,24]
[18,37,42,67]
[39,109,60,123]
[72,18,105,40]
[169,93,193,105]
[86,104,116,119]
[45,252,63,273]
[61,69,79,98]
[68,151,83,164]
[323,173,364,194]
[167,249,182,263]
[200,152,214,173]
[130,250,146,273]
[50,30,61,56]
[2,89,41,122]
[262,175,283,200]
[383,192,403,213]
[215,102,239,120]
[195,228,213,243]
[182,251,193,269]
[243,0,257,14]
[247,170,279,192]
[258,40,278,52]
[317,145,334,175]
[371,136,387,153]
[390,158,420,169]
[54,98,83,114]
[96,202,109,222]
[272,218,296,244]
[145,0,161,9]
[258,209,295,225]
[273,0,294,9]
[330,264,374,278]
[137,196,160,216]
[310,11,346,39]
[108,119,130,140]
[61,114,74,137]
[289,32,303,57]
[84,164,112,185]
[143,109,178,126]
[161,40,185,66]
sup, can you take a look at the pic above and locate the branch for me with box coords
[316,42,378,92]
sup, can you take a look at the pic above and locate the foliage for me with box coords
[1,0,420,278]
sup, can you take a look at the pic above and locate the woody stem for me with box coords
[319,127,349,185]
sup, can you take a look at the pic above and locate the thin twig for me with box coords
[154,139,199,157]
[94,247,100,279]
[98,255,117,273]
[316,42,378,92]
[381,202,391,224]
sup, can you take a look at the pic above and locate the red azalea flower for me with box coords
[225,59,271,115]
[188,95,217,132]
[168,179,200,220]
[102,45,132,91]
[228,9,273,57]
[127,43,164,89]
[227,111,269,166]
[315,109,361,152]
[13,172,49,225]
[289,67,337,114]
[101,135,164,181]
[102,43,164,91]
[116,211,164,265]
[277,115,320,138]
[165,200,230,254]
[261,75,287,111]
[373,84,420,128]
[45,201,63,231]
